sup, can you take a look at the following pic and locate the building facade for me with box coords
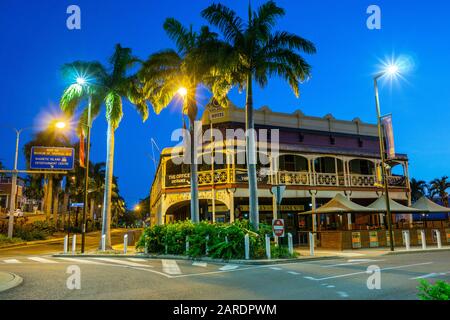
[149,101,411,244]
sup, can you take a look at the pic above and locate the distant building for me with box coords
[149,101,411,244]
[0,176,27,213]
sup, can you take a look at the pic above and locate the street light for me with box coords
[177,87,187,97]
[373,62,401,252]
[55,121,67,129]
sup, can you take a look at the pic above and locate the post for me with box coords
[288,233,293,255]
[265,234,271,260]
[101,234,106,251]
[64,235,68,254]
[403,230,410,251]
[244,234,250,260]
[435,230,442,249]
[205,235,209,255]
[144,235,149,254]
[374,77,395,252]
[72,234,77,254]
[225,236,228,244]
[7,130,20,238]
[81,95,92,253]
[123,234,128,254]
[421,230,426,250]
[185,236,189,254]
[210,120,216,223]
[309,232,315,256]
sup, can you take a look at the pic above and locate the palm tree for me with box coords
[410,178,428,202]
[201,1,316,229]
[60,44,149,248]
[139,19,223,223]
[429,176,450,207]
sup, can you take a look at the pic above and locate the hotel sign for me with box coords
[165,173,190,187]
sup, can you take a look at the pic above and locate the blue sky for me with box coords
[1,0,449,207]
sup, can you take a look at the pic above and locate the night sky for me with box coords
[1,0,449,208]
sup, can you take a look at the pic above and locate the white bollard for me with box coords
[421,230,426,250]
[244,234,250,260]
[123,234,128,254]
[72,234,76,254]
[403,231,410,251]
[265,234,271,260]
[205,235,209,255]
[101,234,106,251]
[144,235,149,254]
[435,230,442,249]
[309,232,315,256]
[64,235,68,254]
[288,233,293,255]
[225,236,228,244]
[185,236,189,254]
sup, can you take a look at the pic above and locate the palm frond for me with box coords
[105,91,123,129]
[163,18,195,53]
[201,3,244,43]
[60,84,84,114]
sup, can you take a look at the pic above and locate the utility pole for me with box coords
[7,129,21,238]
[81,96,92,253]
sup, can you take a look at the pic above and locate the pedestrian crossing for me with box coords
[0,256,246,276]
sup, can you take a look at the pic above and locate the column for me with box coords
[311,193,317,233]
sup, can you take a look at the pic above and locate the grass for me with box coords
[0,234,24,246]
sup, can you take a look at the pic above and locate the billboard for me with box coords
[30,147,75,170]
[381,114,396,159]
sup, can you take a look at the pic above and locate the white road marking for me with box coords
[28,257,58,264]
[57,258,107,265]
[162,259,182,275]
[3,259,21,264]
[93,258,153,268]
[347,259,377,263]
[127,258,148,262]
[322,260,385,268]
[308,262,434,281]
[337,291,349,298]
[270,267,282,270]
[219,264,239,271]
[304,276,316,280]
[288,271,300,275]
[410,273,438,280]
[192,262,207,267]
[326,285,335,288]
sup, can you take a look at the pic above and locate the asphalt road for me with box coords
[1,250,449,300]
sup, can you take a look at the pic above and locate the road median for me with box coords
[0,272,23,293]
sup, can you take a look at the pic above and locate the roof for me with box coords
[299,193,378,215]
[412,196,450,213]
[367,197,421,213]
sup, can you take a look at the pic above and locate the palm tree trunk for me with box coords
[42,177,48,213]
[90,198,95,220]
[52,188,59,227]
[189,118,200,223]
[246,72,259,230]
[101,122,115,249]
[46,177,53,221]
[62,193,69,231]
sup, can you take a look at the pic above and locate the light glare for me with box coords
[177,87,187,97]
[76,77,86,85]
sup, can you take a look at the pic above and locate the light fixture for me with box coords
[55,121,67,129]
[76,77,86,86]
[177,87,187,97]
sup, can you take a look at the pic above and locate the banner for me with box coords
[79,131,86,168]
[369,231,379,247]
[351,232,362,248]
[381,114,396,159]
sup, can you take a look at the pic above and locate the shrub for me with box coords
[136,220,297,260]
[417,279,450,300]
[0,234,23,245]
[13,220,56,241]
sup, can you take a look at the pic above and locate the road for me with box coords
[1,248,449,300]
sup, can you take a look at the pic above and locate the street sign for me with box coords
[271,185,286,205]
[70,203,84,208]
[272,219,285,237]
[30,147,75,170]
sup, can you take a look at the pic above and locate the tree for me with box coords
[429,176,450,207]
[60,44,149,248]
[201,1,316,229]
[139,19,223,223]
[410,178,428,202]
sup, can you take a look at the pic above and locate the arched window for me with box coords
[279,155,308,172]
[349,159,375,175]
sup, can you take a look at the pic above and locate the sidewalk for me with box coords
[0,272,23,292]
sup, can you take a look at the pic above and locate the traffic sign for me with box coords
[272,219,285,237]
[271,185,286,205]
[30,147,75,170]
[70,203,84,208]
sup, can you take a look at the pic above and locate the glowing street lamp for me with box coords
[55,121,67,130]
[373,61,402,252]
[177,87,187,97]
[134,205,141,211]
[76,77,86,86]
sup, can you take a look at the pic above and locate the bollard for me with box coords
[185,236,189,254]
[144,235,149,254]
[288,233,293,255]
[265,234,271,260]
[244,234,250,260]
[64,235,68,254]
[403,231,410,251]
[205,235,209,255]
[435,230,442,249]
[421,230,426,250]
[225,236,228,244]
[123,234,128,254]
[72,234,77,254]
[309,232,315,256]
[101,234,106,251]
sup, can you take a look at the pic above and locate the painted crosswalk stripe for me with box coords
[337,291,349,298]
[127,258,148,263]
[219,264,239,271]
[3,259,21,264]
[410,273,437,280]
[28,257,58,264]
[92,258,153,268]
[270,267,282,271]
[288,271,300,275]
[57,258,106,265]
[162,260,182,275]
[322,260,384,268]
[192,262,207,267]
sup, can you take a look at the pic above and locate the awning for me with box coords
[299,193,378,215]
[367,197,422,213]
[412,196,450,213]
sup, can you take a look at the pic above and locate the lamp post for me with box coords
[373,64,399,252]
[77,76,92,254]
